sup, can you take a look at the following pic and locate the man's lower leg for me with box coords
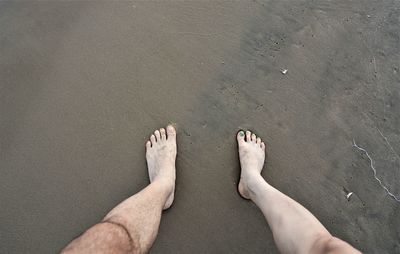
[61,125,177,254]
[237,130,360,254]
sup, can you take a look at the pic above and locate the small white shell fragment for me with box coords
[346,192,353,200]
[281,69,288,75]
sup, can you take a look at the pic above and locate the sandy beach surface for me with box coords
[1,1,399,253]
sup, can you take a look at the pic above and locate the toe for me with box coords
[261,142,266,150]
[154,130,161,141]
[251,133,256,142]
[150,134,156,145]
[166,125,176,140]
[237,130,245,142]
[146,140,151,149]
[160,128,166,140]
[256,137,261,145]
[246,131,251,142]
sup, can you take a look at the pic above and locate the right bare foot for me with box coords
[237,130,266,199]
[146,125,177,210]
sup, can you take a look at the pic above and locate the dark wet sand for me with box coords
[1,1,400,253]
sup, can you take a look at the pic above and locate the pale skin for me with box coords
[236,130,360,254]
[61,125,360,254]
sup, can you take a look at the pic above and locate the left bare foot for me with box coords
[145,125,177,209]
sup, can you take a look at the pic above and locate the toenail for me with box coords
[239,131,244,136]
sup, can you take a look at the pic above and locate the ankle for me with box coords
[241,171,262,184]
[241,174,267,198]
[152,178,175,193]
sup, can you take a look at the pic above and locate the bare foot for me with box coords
[146,125,177,209]
[237,130,266,199]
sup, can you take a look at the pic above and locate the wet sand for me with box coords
[1,1,399,253]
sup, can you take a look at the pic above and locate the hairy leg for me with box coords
[62,125,177,254]
[237,130,360,254]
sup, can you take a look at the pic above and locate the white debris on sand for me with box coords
[352,139,400,203]
[346,192,353,201]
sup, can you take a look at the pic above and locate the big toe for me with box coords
[237,130,245,143]
[167,125,176,140]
